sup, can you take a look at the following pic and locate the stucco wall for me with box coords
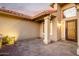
[0,14,40,40]
[40,22,44,39]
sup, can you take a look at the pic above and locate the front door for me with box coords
[66,20,77,42]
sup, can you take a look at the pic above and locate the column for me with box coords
[76,4,79,55]
[43,16,50,44]
[56,3,62,40]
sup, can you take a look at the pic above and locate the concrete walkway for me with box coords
[0,39,77,56]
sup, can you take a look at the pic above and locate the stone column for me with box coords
[56,4,62,40]
[43,16,50,44]
[76,4,79,55]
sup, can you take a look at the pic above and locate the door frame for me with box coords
[65,19,77,42]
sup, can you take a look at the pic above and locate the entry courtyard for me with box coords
[0,3,79,56]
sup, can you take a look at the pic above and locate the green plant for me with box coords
[8,37,15,45]
[2,36,10,44]
[0,39,2,48]
[2,36,15,45]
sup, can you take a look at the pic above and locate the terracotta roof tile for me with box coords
[0,7,56,20]
[0,7,31,19]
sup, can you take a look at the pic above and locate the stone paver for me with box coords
[0,39,77,56]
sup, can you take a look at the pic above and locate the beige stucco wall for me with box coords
[0,14,40,40]
[40,22,44,39]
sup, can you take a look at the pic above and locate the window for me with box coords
[63,7,77,18]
